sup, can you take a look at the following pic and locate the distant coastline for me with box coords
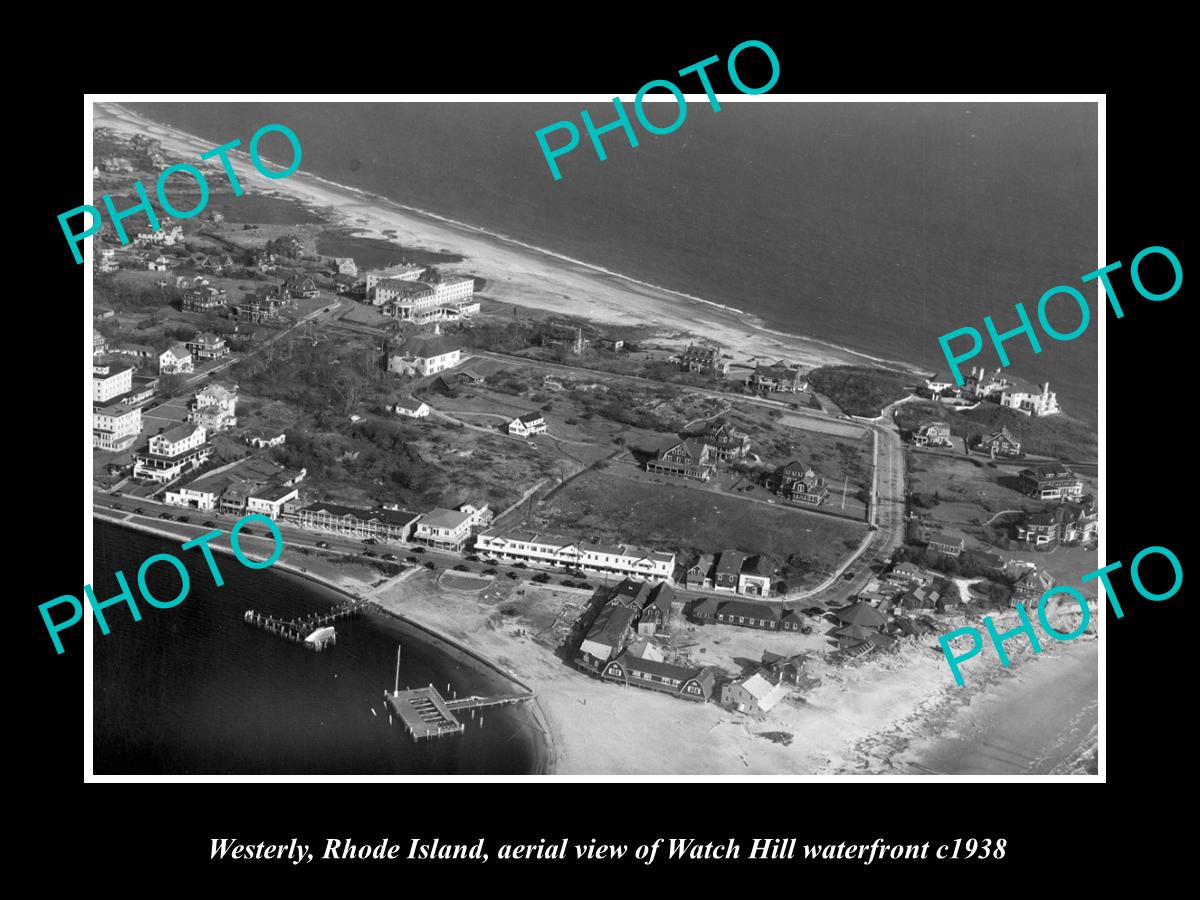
[95,102,927,380]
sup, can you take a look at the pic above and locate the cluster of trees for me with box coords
[807,366,914,417]
[895,545,1013,582]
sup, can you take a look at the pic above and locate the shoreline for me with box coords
[94,102,928,378]
[92,515,557,775]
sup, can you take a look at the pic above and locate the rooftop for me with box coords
[419,508,472,531]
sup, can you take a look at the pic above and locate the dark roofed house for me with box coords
[927,531,965,557]
[685,553,716,590]
[689,596,722,624]
[638,582,678,635]
[677,344,729,376]
[748,361,804,394]
[761,650,808,683]
[695,423,751,461]
[1012,569,1056,609]
[1018,464,1084,501]
[737,554,778,597]
[607,578,653,610]
[769,460,829,506]
[978,426,1022,458]
[601,652,716,703]
[714,551,748,592]
[832,601,887,630]
[780,609,806,633]
[714,599,781,631]
[577,605,638,669]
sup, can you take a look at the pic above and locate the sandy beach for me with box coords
[92,102,927,377]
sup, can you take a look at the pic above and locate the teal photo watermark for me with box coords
[60,123,302,264]
[939,544,1182,685]
[535,40,780,181]
[42,514,284,654]
[937,246,1183,386]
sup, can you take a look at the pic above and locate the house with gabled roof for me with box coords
[187,332,229,360]
[646,437,714,481]
[684,553,716,590]
[912,421,953,448]
[507,412,547,437]
[392,396,431,419]
[737,555,779,597]
[977,426,1022,458]
[694,423,751,461]
[677,344,728,376]
[1012,569,1056,609]
[714,551,748,592]
[387,324,463,377]
[601,652,716,703]
[927,531,965,557]
[721,668,789,714]
[159,343,194,375]
[769,460,829,506]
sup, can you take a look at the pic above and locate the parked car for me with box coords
[111,491,122,497]
[843,571,856,581]
[316,541,331,549]
[513,562,527,569]
[241,527,255,535]
[362,551,376,558]
[482,568,497,576]
[158,512,173,520]
[406,556,419,564]
[203,520,217,528]
[111,503,124,511]
[412,546,426,554]
[466,554,480,563]
[453,564,469,571]
[177,515,191,524]
[506,572,520,580]
[382,553,398,561]
[362,538,377,545]
[561,580,576,588]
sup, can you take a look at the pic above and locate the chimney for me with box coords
[1042,381,1050,397]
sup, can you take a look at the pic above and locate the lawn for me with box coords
[808,365,920,417]
[538,467,867,590]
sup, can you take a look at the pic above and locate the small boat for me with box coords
[304,626,336,649]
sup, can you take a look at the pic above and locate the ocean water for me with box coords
[126,101,1098,420]
[92,522,538,774]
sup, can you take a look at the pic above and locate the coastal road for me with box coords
[783,401,907,607]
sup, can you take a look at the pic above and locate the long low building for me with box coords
[294,503,420,542]
[475,528,675,581]
[600,652,717,703]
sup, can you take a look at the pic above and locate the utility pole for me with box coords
[842,475,848,510]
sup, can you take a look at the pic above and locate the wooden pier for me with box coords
[384,643,535,741]
[243,599,363,651]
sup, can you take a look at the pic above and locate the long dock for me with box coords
[385,687,467,741]
[384,643,535,741]
[383,685,536,742]
[243,598,364,651]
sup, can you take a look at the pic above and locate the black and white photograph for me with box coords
[80,94,1104,778]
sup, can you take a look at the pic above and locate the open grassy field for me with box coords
[538,467,866,590]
